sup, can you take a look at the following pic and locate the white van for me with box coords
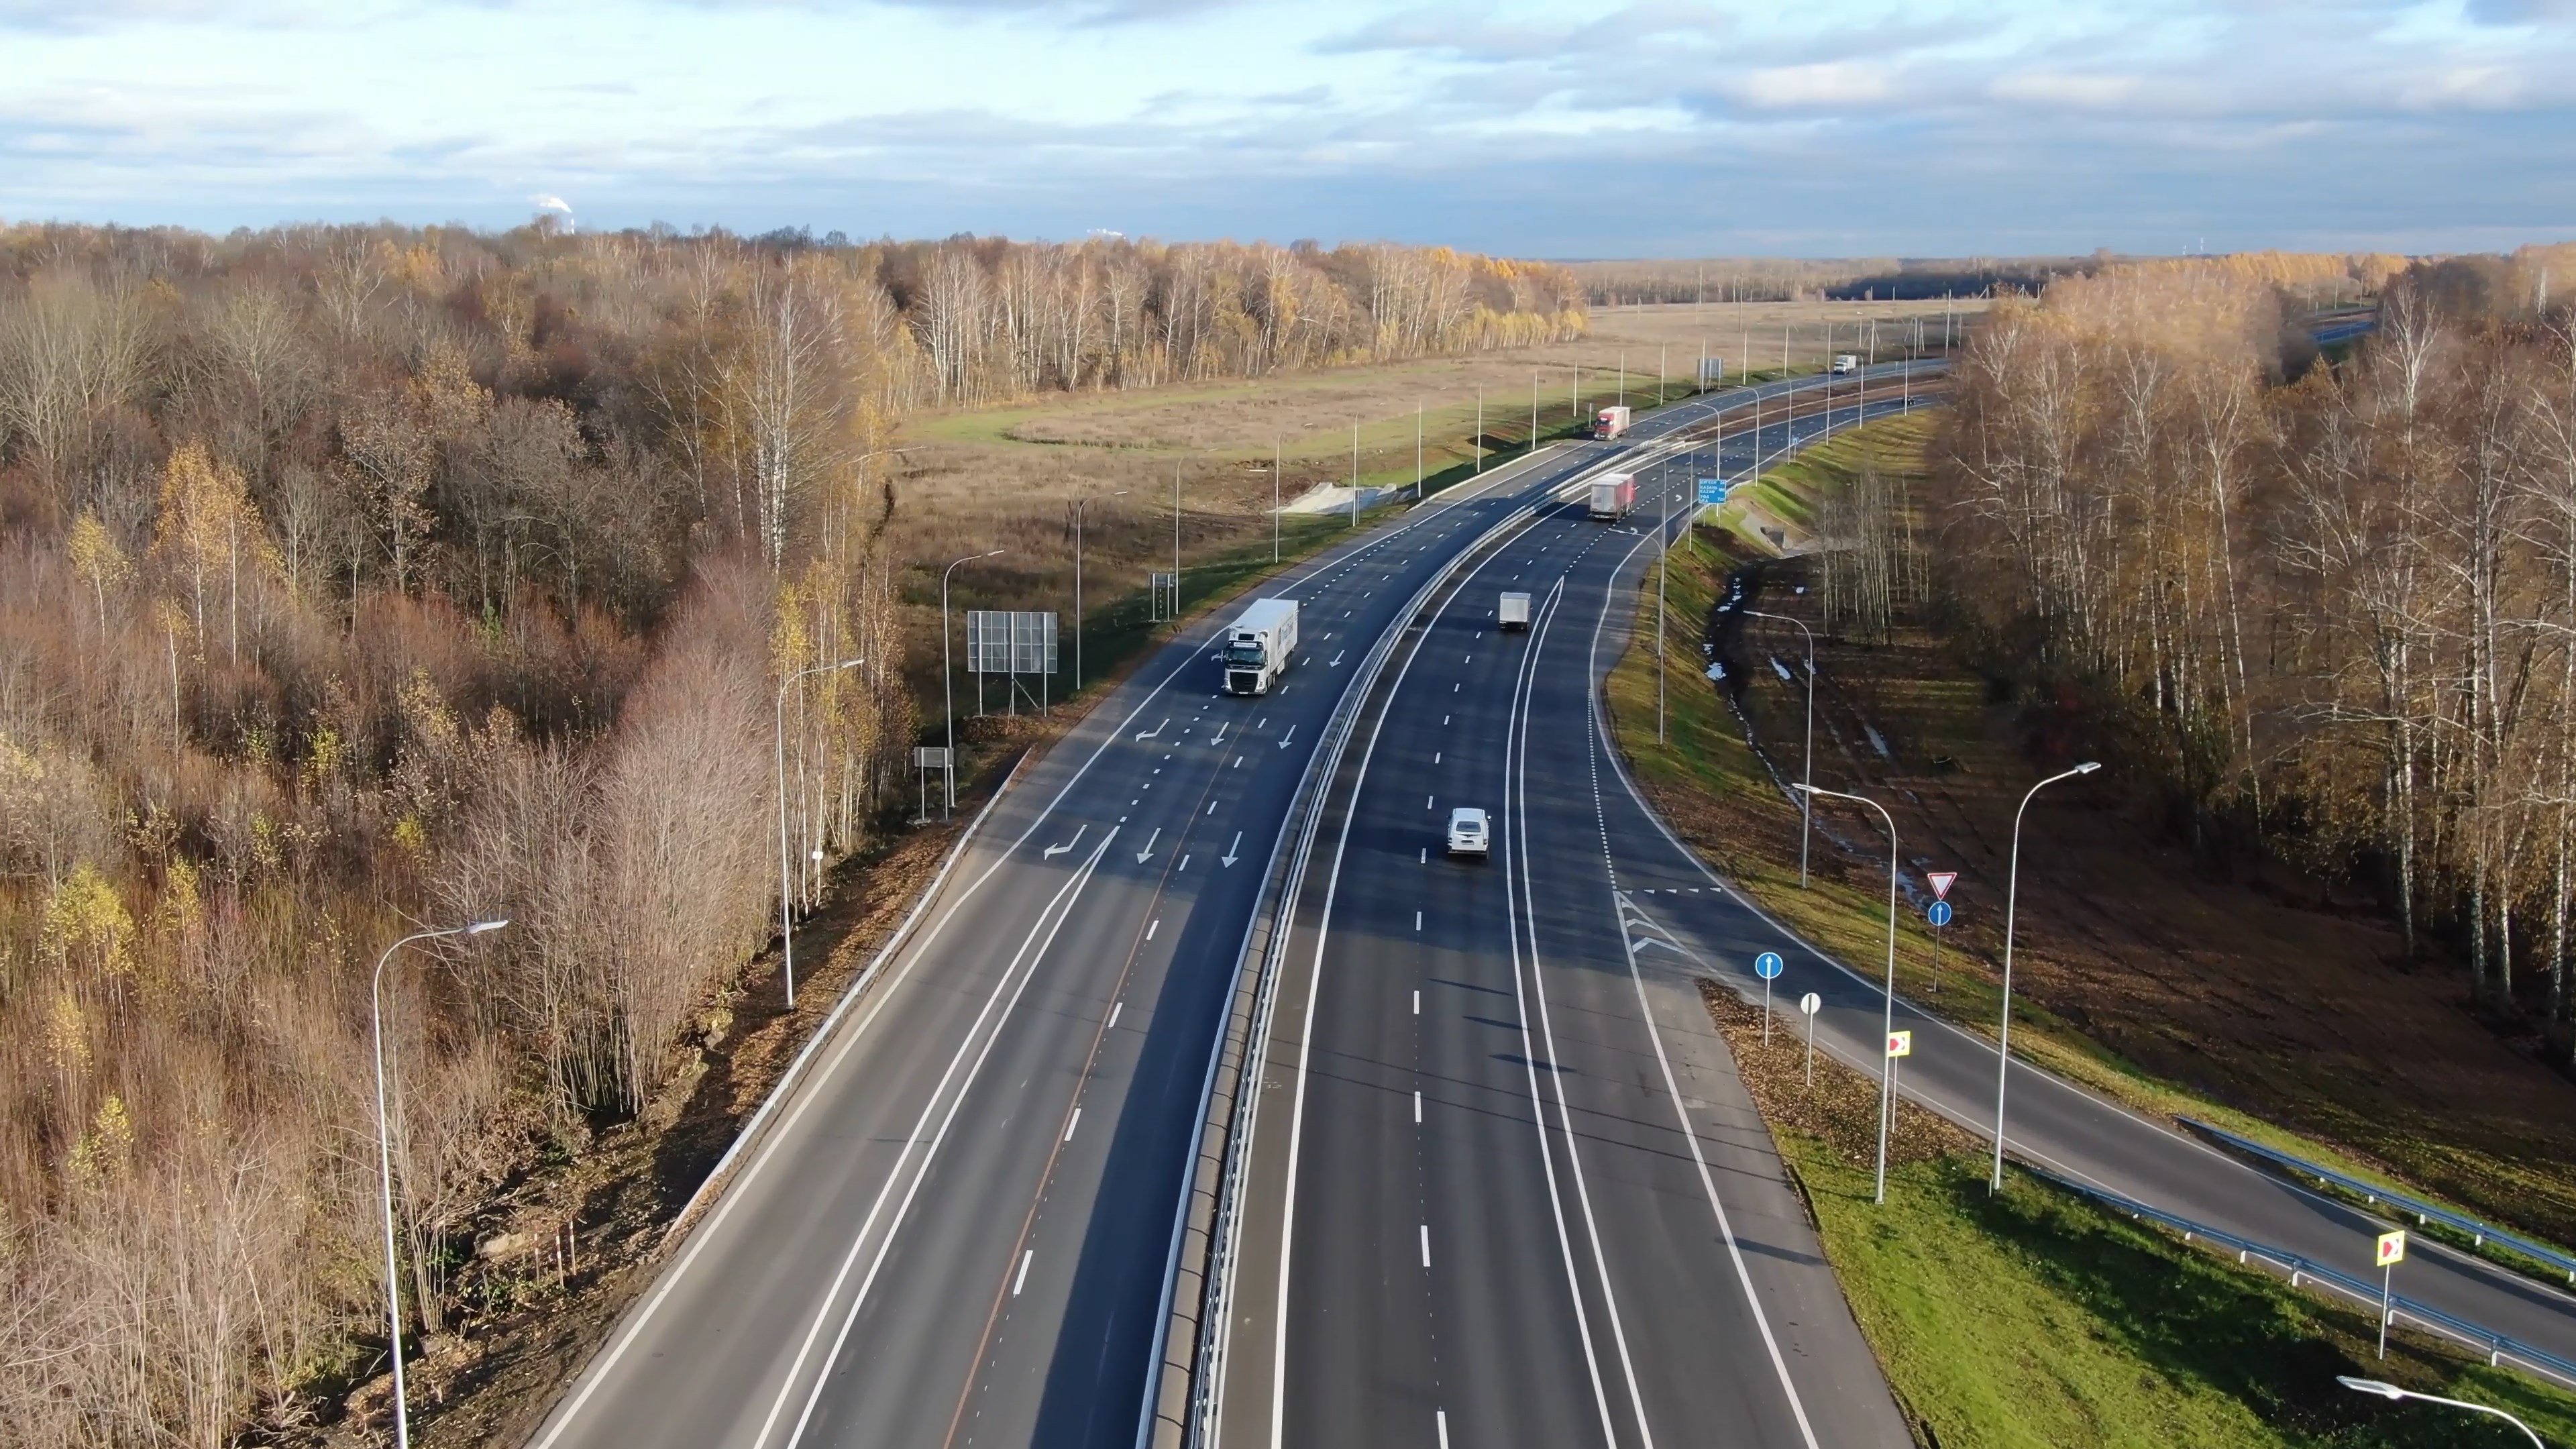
[1446,806,1490,858]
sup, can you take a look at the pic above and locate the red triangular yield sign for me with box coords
[1927,871,1957,901]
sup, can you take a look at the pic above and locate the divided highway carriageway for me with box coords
[526,365,1923,1449]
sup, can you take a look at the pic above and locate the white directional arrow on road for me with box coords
[1277,724,1298,749]
[1043,825,1084,859]
[1210,721,1228,745]
[1329,649,1345,667]
[1221,832,1242,867]
[1135,718,1167,741]
[1134,827,1161,864]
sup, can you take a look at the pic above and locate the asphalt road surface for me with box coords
[527,369,1884,1449]
[1212,392,1927,1449]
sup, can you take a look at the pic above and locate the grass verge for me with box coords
[1702,984,2576,1448]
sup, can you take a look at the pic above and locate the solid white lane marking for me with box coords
[1108,1001,1123,1030]
[1065,1108,1081,1142]
[1419,1225,1431,1269]
[764,833,1117,1449]
[1013,1249,1033,1296]
[1147,918,1161,941]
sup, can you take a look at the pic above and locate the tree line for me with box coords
[1933,243,2576,1031]
[0,219,1582,1444]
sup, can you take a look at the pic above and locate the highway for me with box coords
[1203,347,2576,1449]
[1208,388,1929,1449]
[525,368,1884,1449]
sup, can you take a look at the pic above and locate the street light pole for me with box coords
[1658,458,1670,743]
[2337,1379,2545,1448]
[941,549,1004,816]
[1991,760,2102,1190]
[1794,783,1900,1204]
[1743,610,1817,885]
[1273,437,1281,561]
[1071,491,1128,691]
[374,918,508,1449]
[776,657,863,1009]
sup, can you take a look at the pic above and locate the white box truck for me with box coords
[1223,598,1299,696]
[1499,592,1532,631]
[1588,472,1637,520]
[1593,405,1633,439]
[1831,354,1859,375]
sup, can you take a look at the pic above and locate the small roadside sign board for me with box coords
[1927,871,1958,901]
[1799,992,1821,1016]
[913,747,950,768]
[1886,1030,1913,1059]
[2377,1230,2407,1267]
[1697,478,1728,506]
[1926,900,1953,928]
[1755,951,1784,981]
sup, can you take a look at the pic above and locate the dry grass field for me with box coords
[883,299,1986,707]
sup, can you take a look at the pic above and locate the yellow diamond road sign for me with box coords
[1886,1030,1913,1059]
[2377,1230,2407,1267]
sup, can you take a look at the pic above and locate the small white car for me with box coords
[1445,806,1490,858]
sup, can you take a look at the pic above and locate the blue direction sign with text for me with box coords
[1697,478,1729,506]
[1926,900,1954,928]
[1755,951,1785,980]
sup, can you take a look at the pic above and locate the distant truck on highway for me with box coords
[1593,405,1632,439]
[1831,354,1859,375]
[1588,473,1636,521]
[1498,592,1532,631]
[1223,598,1299,696]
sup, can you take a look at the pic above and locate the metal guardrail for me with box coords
[2024,1164,2576,1391]
[2181,1118,2576,1286]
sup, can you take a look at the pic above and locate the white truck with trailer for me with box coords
[1498,592,1532,631]
[1587,472,1637,521]
[1222,597,1300,696]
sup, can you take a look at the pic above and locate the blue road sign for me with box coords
[1755,951,1785,980]
[1926,900,1953,928]
[1697,478,1727,506]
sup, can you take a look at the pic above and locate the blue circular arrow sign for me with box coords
[1754,951,1785,980]
[1926,900,1954,928]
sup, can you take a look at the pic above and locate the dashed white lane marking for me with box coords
[1413,989,1421,1015]
[1146,919,1160,941]
[1434,751,1442,764]
[1419,1224,1432,1269]
[1208,800,1218,815]
[1013,1250,1033,1296]
[1414,1089,1423,1123]
[1443,714,1450,726]
[1427,795,1436,810]
[1107,1001,1123,1030]
[1064,1108,1081,1142]
[1415,910,1424,932]
[1419,847,1428,864]
[1178,855,1190,873]
[1438,1411,1451,1449]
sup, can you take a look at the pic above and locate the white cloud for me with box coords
[1723,62,1895,110]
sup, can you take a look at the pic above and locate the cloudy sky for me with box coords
[4,0,2572,256]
